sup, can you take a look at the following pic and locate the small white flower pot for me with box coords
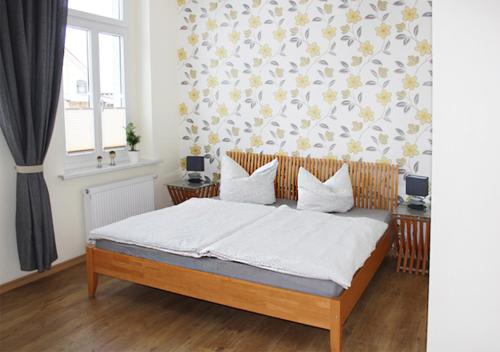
[128,151,140,163]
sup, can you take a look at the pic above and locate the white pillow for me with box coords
[297,164,354,213]
[219,155,278,204]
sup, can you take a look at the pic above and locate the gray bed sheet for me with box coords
[95,199,391,298]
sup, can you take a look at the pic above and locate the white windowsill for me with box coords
[59,158,162,180]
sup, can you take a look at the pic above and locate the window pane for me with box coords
[99,33,126,150]
[68,0,122,20]
[63,27,95,154]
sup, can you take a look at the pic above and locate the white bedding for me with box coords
[89,198,274,257]
[204,205,388,288]
[90,198,388,288]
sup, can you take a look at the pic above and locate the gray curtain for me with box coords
[0,0,68,271]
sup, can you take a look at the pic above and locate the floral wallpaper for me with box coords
[176,0,432,195]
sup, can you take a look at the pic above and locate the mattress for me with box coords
[95,199,391,298]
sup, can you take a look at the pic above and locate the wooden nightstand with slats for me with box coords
[165,180,219,205]
[393,205,431,275]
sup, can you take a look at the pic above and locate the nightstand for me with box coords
[393,204,431,275]
[165,180,219,205]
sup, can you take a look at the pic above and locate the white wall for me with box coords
[428,0,500,351]
[0,0,180,285]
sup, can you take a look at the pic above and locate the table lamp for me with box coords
[406,175,429,210]
[186,156,204,183]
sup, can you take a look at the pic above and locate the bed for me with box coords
[86,151,399,352]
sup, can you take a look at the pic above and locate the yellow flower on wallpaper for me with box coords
[217,104,229,117]
[376,89,392,105]
[259,44,272,58]
[402,7,418,22]
[254,117,263,126]
[179,103,188,116]
[348,139,363,154]
[416,40,432,56]
[177,0,185,7]
[322,26,336,40]
[379,133,389,144]
[408,124,420,134]
[300,119,311,129]
[308,105,321,120]
[307,42,321,57]
[416,109,432,124]
[295,13,309,26]
[347,75,362,89]
[208,132,220,145]
[228,31,240,44]
[396,22,406,32]
[300,57,310,66]
[253,58,262,67]
[275,7,283,17]
[325,131,334,141]
[207,75,218,88]
[341,25,350,34]
[215,47,227,59]
[252,0,261,8]
[191,125,198,134]
[297,136,311,150]
[180,158,186,170]
[250,134,263,147]
[188,88,199,102]
[232,127,240,136]
[352,121,363,131]
[351,56,362,66]
[375,23,391,39]
[403,143,419,157]
[397,158,407,167]
[323,89,337,104]
[377,0,388,11]
[273,27,286,42]
[274,88,287,103]
[346,9,362,24]
[376,156,391,165]
[249,74,262,88]
[190,144,201,156]
[359,106,374,122]
[408,55,419,66]
[378,67,388,78]
[229,89,241,102]
[342,89,351,98]
[211,116,220,125]
[206,19,217,31]
[276,149,288,156]
[177,48,187,61]
[403,74,419,90]
[249,16,261,29]
[359,41,374,56]
[210,59,219,68]
[276,68,284,77]
[208,2,217,11]
[260,104,273,118]
[296,75,310,88]
[276,129,285,139]
[324,4,333,14]
[187,33,199,46]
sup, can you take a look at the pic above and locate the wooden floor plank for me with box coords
[0,257,428,352]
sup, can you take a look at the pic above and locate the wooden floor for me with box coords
[0,257,428,352]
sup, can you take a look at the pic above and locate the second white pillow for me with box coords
[219,155,278,205]
[297,164,354,213]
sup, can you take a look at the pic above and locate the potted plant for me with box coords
[125,122,141,163]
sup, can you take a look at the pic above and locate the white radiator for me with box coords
[84,175,156,238]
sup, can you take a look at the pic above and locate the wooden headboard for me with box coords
[227,151,399,211]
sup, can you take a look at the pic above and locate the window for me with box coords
[62,1,127,167]
[68,0,122,20]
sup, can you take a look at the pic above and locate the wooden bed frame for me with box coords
[86,151,399,352]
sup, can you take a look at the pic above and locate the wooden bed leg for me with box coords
[86,246,98,299]
[330,301,342,352]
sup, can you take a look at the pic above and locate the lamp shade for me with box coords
[406,175,429,197]
[186,156,204,172]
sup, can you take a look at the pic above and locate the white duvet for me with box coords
[204,205,388,288]
[89,198,274,257]
[90,198,388,288]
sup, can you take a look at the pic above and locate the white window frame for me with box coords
[63,0,130,170]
